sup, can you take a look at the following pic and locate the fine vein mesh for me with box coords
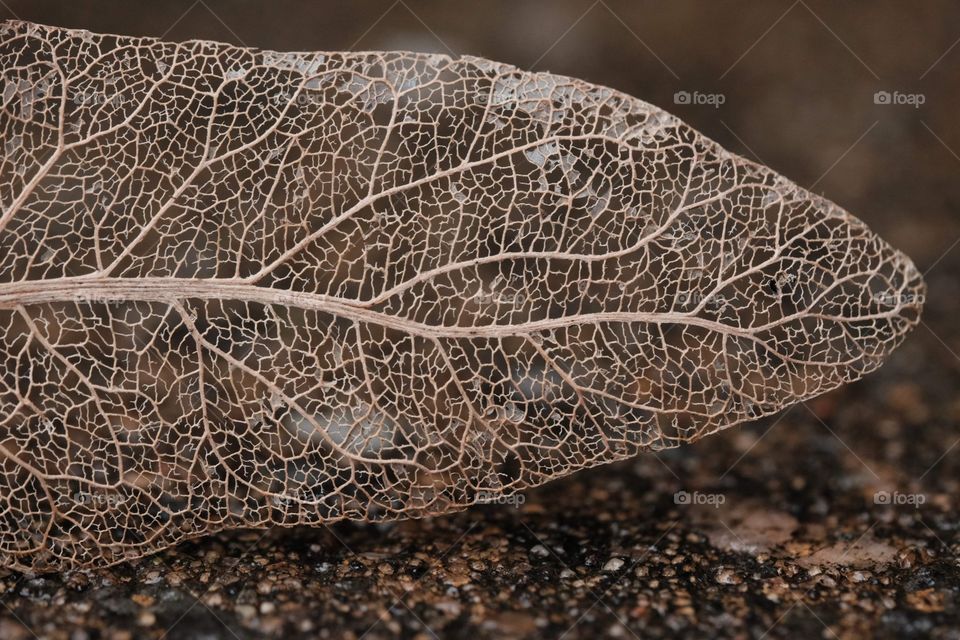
[0,21,923,571]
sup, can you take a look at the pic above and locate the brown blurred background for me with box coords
[1,2,959,639]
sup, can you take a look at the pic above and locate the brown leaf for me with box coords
[0,21,923,571]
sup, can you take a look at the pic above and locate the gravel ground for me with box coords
[1,1,959,638]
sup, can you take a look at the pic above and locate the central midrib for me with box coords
[0,277,785,340]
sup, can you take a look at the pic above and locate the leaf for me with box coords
[0,20,923,572]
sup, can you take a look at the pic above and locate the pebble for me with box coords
[435,600,462,616]
[142,571,162,585]
[715,568,741,585]
[235,604,257,619]
[530,545,550,558]
[603,558,625,572]
[131,593,154,607]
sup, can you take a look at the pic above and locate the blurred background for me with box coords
[1,1,959,638]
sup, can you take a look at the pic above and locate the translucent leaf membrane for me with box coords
[0,21,923,571]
